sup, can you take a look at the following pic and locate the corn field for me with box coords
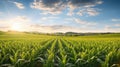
[0,34,120,67]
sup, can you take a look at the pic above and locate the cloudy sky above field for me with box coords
[0,0,120,33]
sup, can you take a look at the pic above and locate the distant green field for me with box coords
[0,32,120,67]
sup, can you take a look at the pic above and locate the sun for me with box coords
[11,23,22,31]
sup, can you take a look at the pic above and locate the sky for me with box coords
[0,0,120,33]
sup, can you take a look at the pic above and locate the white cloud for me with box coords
[11,16,30,22]
[41,16,59,21]
[31,0,102,15]
[76,9,84,16]
[77,8,99,16]
[13,2,25,9]
[40,11,62,15]
[86,8,99,16]
[66,7,75,16]
[0,16,98,33]
[74,18,97,26]
[103,25,120,32]
[97,1,103,4]
[114,24,120,27]
[0,18,120,32]
[67,9,75,16]
[112,19,120,22]
[1,16,119,33]
[31,0,65,15]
